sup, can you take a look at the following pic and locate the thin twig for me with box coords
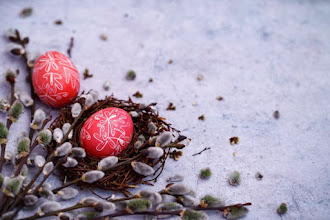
[192,147,211,156]
[52,178,81,194]
[67,37,74,58]
[19,203,90,220]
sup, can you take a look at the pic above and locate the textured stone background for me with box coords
[0,0,329,219]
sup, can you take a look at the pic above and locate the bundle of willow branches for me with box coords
[0,29,251,220]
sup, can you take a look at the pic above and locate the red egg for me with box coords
[32,51,80,108]
[79,107,134,158]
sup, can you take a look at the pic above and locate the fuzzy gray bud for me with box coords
[103,81,111,91]
[53,128,64,143]
[129,111,139,118]
[131,162,154,176]
[57,187,79,200]
[148,122,157,133]
[37,201,61,216]
[155,132,172,147]
[62,123,73,139]
[81,170,105,183]
[88,90,99,102]
[39,188,55,201]
[4,151,14,164]
[71,147,86,158]
[97,156,118,171]
[71,103,82,118]
[19,90,34,107]
[181,195,199,207]
[34,155,45,167]
[167,174,184,182]
[23,194,38,206]
[84,94,94,106]
[147,147,164,159]
[94,201,116,212]
[43,162,54,176]
[134,140,143,149]
[55,142,72,157]
[62,157,78,167]
[166,183,191,196]
[0,98,10,113]
[30,109,46,129]
[79,196,99,205]
[138,189,162,204]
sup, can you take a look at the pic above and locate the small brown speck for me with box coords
[148,78,153,82]
[230,136,239,145]
[20,7,33,18]
[54,20,62,25]
[168,59,173,64]
[216,96,224,101]
[100,34,108,41]
[133,91,143,98]
[83,69,93,80]
[198,114,205,121]
[273,110,280,119]
[255,172,263,180]
[166,102,176,111]
[197,74,204,81]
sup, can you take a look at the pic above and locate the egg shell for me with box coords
[79,107,134,158]
[32,51,80,108]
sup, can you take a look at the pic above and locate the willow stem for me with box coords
[19,203,90,220]
[93,203,252,220]
[52,178,81,194]
[14,115,52,177]
[8,153,55,211]
[0,81,16,172]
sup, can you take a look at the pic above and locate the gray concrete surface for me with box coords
[0,0,329,219]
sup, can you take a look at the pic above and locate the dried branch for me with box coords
[67,37,74,58]
[192,147,211,156]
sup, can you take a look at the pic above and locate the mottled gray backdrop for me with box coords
[0,0,329,219]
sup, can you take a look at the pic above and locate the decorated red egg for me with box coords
[79,107,134,158]
[32,51,80,108]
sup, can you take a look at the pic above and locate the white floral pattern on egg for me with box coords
[32,51,80,108]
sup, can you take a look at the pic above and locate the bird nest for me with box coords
[48,95,186,196]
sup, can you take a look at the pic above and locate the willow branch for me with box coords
[0,80,16,172]
[19,203,90,220]
[94,203,252,220]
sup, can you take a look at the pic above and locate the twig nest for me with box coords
[49,95,185,192]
